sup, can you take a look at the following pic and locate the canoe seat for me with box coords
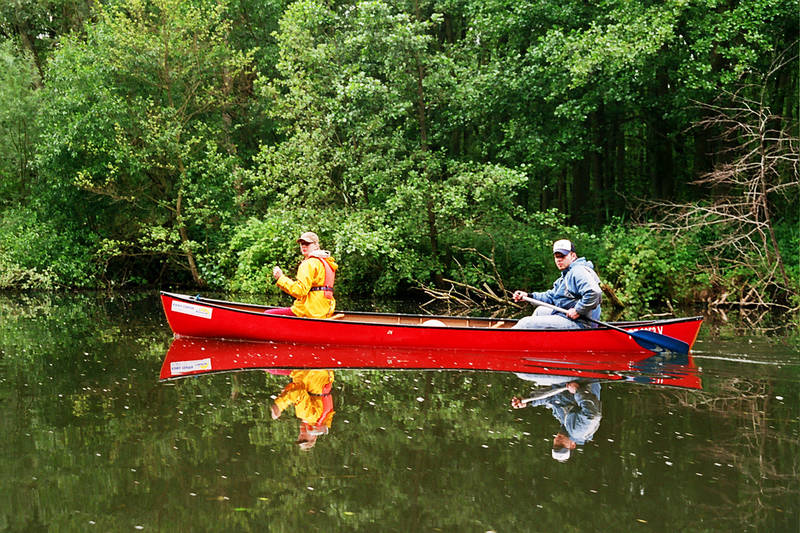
[491,321,506,328]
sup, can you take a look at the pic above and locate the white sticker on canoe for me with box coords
[171,300,213,319]
[629,326,664,334]
[170,358,212,375]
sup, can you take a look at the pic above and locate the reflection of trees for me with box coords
[2,300,539,532]
[702,308,797,337]
[2,293,798,531]
[663,377,799,530]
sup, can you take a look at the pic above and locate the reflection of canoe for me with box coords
[159,337,702,390]
[160,292,703,353]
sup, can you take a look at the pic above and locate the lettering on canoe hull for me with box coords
[170,358,212,375]
[628,326,664,334]
[171,301,213,319]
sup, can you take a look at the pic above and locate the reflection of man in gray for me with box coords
[511,379,602,462]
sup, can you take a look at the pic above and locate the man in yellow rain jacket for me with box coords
[269,231,338,318]
[270,369,335,450]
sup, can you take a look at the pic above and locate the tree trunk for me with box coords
[571,159,590,225]
[650,71,675,199]
[557,168,567,213]
[175,154,205,287]
[17,30,44,88]
[590,108,604,221]
[648,117,675,199]
[175,188,205,287]
[756,113,790,288]
[411,0,439,274]
[613,114,625,214]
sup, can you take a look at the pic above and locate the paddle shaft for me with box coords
[519,295,690,354]
[520,386,569,404]
[520,296,629,334]
[519,377,622,404]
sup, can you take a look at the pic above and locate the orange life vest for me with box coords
[312,382,334,424]
[310,257,335,299]
[301,381,334,430]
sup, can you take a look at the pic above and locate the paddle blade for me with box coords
[630,330,690,355]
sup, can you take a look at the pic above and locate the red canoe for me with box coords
[160,292,703,353]
[159,337,702,390]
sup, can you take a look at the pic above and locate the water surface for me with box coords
[0,292,797,532]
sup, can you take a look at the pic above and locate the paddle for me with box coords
[517,378,613,405]
[519,385,571,404]
[519,296,690,355]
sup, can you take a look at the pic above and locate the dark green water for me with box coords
[1,292,798,532]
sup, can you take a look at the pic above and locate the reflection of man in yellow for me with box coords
[270,369,335,450]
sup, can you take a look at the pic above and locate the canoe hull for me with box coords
[160,292,703,354]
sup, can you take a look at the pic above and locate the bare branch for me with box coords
[417,241,524,316]
[647,48,799,317]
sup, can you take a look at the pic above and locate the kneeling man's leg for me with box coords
[513,308,579,330]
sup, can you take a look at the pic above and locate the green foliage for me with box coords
[221,195,607,301]
[225,208,420,296]
[225,216,300,294]
[599,224,705,312]
[441,208,597,291]
[327,209,420,296]
[252,0,429,210]
[0,207,96,288]
[0,40,40,207]
[35,0,255,286]
[0,0,92,77]
[0,0,795,319]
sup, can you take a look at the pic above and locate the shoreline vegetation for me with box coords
[0,0,797,327]
[0,289,789,340]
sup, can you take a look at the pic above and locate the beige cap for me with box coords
[297,231,319,245]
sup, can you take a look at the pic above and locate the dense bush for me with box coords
[225,208,436,297]
[0,207,98,289]
[598,224,707,312]
[221,205,605,302]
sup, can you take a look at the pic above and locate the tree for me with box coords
[653,50,799,307]
[247,0,540,293]
[37,0,255,286]
[450,0,798,223]
[0,0,93,83]
[0,40,40,207]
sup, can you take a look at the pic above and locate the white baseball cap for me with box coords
[551,447,571,462]
[552,239,575,255]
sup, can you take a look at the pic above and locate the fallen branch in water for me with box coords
[417,244,525,317]
[418,279,522,317]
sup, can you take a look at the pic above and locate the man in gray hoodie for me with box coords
[511,380,602,462]
[512,239,602,329]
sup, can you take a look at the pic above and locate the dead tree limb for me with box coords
[646,46,799,311]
